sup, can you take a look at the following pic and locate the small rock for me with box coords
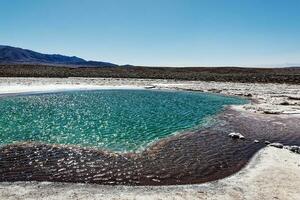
[254,140,259,143]
[283,146,291,150]
[145,86,156,89]
[208,89,222,93]
[244,93,252,97]
[288,96,300,100]
[290,145,300,153]
[265,141,271,145]
[229,133,239,139]
[263,110,282,114]
[269,143,284,149]
[279,101,290,105]
[229,132,245,140]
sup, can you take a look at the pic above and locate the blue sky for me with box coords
[1,0,300,67]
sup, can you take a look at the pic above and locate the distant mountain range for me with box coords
[0,45,118,67]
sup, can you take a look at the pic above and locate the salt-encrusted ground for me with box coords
[0,77,299,199]
[0,77,299,115]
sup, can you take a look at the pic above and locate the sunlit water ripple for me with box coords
[0,89,246,152]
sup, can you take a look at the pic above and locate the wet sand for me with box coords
[0,146,299,200]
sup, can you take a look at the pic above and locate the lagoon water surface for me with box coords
[1,90,299,185]
[0,90,246,152]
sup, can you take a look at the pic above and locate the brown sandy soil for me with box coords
[1,64,300,84]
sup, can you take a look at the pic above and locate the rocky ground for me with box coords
[1,65,300,84]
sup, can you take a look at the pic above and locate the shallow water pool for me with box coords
[0,89,247,152]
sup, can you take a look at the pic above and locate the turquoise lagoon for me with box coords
[0,90,247,152]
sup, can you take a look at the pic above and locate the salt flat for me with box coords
[0,77,299,115]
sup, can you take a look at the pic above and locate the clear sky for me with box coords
[1,0,300,67]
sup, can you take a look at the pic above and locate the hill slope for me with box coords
[0,45,117,67]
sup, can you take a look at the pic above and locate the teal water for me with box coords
[0,90,247,152]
